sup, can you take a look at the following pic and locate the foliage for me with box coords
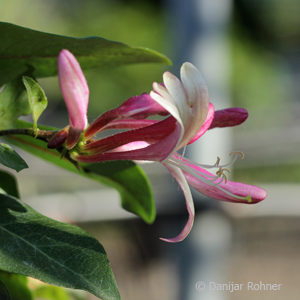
[0,21,170,299]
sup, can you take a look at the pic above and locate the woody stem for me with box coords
[0,128,57,142]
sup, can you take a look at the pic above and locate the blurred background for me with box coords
[1,0,300,299]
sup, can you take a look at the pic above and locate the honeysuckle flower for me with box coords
[67,61,267,243]
[57,49,89,149]
[49,50,266,242]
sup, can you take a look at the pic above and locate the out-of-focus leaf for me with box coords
[6,120,155,223]
[0,277,11,300]
[33,284,72,300]
[86,161,155,224]
[0,170,19,198]
[0,193,120,300]
[0,270,33,300]
[22,76,48,131]
[0,22,171,85]
[0,143,28,172]
[0,78,31,130]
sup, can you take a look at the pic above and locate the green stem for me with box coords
[0,128,57,142]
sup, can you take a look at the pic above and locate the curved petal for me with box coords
[160,163,195,243]
[180,62,209,107]
[176,62,210,149]
[117,93,168,118]
[150,63,211,153]
[47,128,68,149]
[180,161,267,203]
[84,117,177,153]
[150,83,182,127]
[85,93,167,139]
[163,71,187,118]
[101,119,157,130]
[75,121,182,162]
[66,127,82,150]
[188,103,215,144]
[110,141,150,152]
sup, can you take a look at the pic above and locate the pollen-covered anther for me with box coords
[216,167,231,184]
[230,151,245,160]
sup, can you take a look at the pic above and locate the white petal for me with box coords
[180,62,209,107]
[177,62,210,148]
[152,82,174,104]
[149,89,182,128]
[160,163,195,243]
[163,71,187,116]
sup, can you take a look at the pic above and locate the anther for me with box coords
[216,167,231,183]
[230,151,245,160]
[215,156,221,167]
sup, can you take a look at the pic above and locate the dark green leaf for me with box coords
[0,143,28,172]
[0,193,120,300]
[0,271,33,300]
[6,121,155,224]
[22,76,48,131]
[0,277,11,300]
[0,22,171,85]
[0,170,19,198]
[0,78,31,130]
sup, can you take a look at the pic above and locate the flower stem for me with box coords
[0,128,57,142]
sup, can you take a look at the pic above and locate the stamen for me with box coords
[216,167,231,183]
[185,151,245,170]
[230,151,245,159]
[167,155,252,202]
[180,145,187,161]
[168,158,225,187]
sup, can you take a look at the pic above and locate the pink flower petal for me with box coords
[85,93,167,139]
[188,103,215,144]
[209,108,248,129]
[117,93,168,118]
[47,128,68,149]
[181,161,267,203]
[58,49,89,131]
[160,164,195,243]
[75,121,182,163]
[110,141,150,152]
[84,117,177,153]
[102,119,157,130]
[66,127,82,150]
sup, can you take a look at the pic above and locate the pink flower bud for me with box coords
[58,49,89,131]
[209,108,248,129]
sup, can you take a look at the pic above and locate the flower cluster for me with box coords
[51,49,267,242]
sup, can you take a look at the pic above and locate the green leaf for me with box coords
[0,143,28,172]
[6,121,155,224]
[0,277,11,300]
[33,285,72,300]
[0,271,33,300]
[22,76,48,131]
[0,22,171,85]
[0,193,120,300]
[86,162,155,224]
[0,78,31,130]
[33,285,74,300]
[0,170,19,198]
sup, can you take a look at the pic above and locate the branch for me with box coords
[0,128,57,142]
